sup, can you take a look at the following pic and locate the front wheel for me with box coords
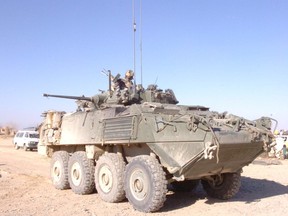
[201,172,241,200]
[124,155,167,213]
[68,151,95,195]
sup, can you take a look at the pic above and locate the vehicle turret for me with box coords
[43,71,179,111]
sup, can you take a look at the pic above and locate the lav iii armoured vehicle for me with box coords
[41,71,274,212]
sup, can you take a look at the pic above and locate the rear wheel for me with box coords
[124,155,167,213]
[95,153,126,202]
[68,151,95,195]
[50,151,70,190]
[201,172,241,200]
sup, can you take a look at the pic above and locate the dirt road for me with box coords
[0,136,287,216]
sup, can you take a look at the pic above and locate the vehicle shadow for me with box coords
[161,177,288,212]
[230,176,288,203]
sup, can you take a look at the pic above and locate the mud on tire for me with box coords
[124,155,167,213]
[201,172,241,200]
[68,151,95,195]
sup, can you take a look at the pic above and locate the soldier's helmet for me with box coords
[125,70,134,79]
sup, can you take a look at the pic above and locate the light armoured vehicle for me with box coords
[41,71,274,212]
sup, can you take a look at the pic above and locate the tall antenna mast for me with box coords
[132,0,137,85]
[140,0,143,85]
[132,0,143,85]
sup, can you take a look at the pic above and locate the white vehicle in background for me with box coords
[13,130,39,151]
[269,135,288,159]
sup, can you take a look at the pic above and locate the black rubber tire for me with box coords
[95,153,126,203]
[23,144,28,151]
[171,179,200,192]
[124,155,167,213]
[14,143,19,150]
[50,151,70,190]
[68,151,95,195]
[201,172,241,200]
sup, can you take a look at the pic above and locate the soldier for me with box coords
[124,70,134,89]
[283,144,287,159]
[110,70,134,104]
[119,70,134,103]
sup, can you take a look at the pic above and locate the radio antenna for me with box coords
[132,0,143,86]
[132,0,137,85]
[140,0,143,85]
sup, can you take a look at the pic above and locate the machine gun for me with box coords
[43,93,108,111]
[43,94,93,101]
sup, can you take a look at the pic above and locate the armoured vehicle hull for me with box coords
[41,78,274,212]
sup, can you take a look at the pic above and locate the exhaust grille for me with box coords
[103,116,137,141]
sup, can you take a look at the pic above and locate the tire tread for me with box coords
[68,151,95,195]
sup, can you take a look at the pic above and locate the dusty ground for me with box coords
[0,136,287,216]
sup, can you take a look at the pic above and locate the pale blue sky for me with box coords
[0,0,287,130]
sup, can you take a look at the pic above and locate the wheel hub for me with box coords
[129,169,148,201]
[208,174,224,188]
[52,161,61,181]
[134,178,144,192]
[99,165,113,193]
[71,162,82,186]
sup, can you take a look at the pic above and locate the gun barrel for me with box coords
[43,93,92,101]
